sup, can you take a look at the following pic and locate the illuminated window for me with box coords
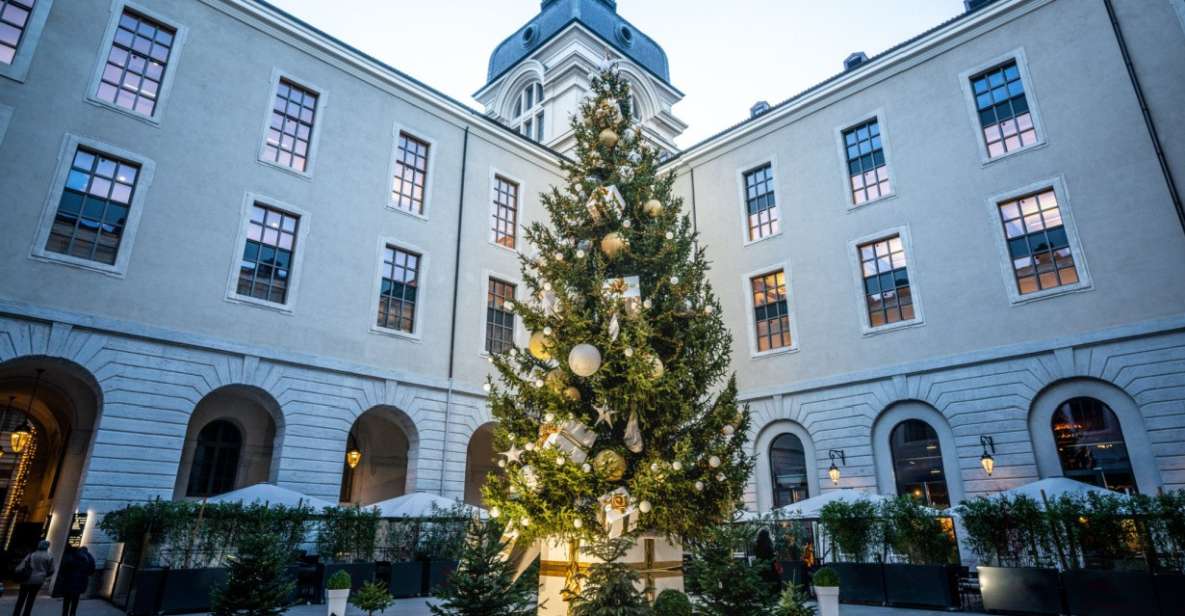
[1051,397,1136,494]
[770,433,808,508]
[237,204,298,304]
[491,175,518,249]
[858,235,914,328]
[263,79,318,172]
[743,164,779,241]
[0,0,35,65]
[890,419,949,508]
[513,81,545,142]
[750,270,792,352]
[392,132,429,215]
[46,148,139,265]
[485,278,516,354]
[971,60,1037,158]
[377,246,420,333]
[94,10,175,117]
[998,189,1078,295]
[843,119,891,204]
[186,420,241,497]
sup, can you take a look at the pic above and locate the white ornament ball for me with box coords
[639,500,653,514]
[672,461,683,471]
[521,517,531,527]
[722,425,735,437]
[582,463,592,473]
[555,252,564,262]
[544,413,555,423]
[490,507,501,519]
[573,518,583,528]
[576,249,586,259]
[568,343,603,377]
[505,301,515,311]
[624,347,634,358]
[623,128,637,141]
[483,383,491,392]
[665,231,674,240]
[498,460,506,468]
[622,219,632,228]
[716,472,725,482]
[709,455,721,468]
[705,305,714,315]
[670,276,679,285]
[544,282,553,291]
[556,455,565,466]
[534,379,544,388]
[650,462,660,472]
[643,299,653,309]
[525,443,536,452]
[694,481,704,492]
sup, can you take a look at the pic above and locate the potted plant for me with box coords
[350,580,393,616]
[880,497,960,609]
[378,519,422,598]
[958,494,1063,615]
[326,570,351,616]
[1149,490,1185,615]
[318,506,380,592]
[811,567,839,616]
[818,499,885,604]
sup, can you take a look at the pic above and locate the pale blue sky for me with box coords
[270,0,966,147]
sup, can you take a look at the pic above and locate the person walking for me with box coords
[56,546,94,616]
[12,541,56,616]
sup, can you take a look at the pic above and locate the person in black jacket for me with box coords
[754,527,784,599]
[56,546,94,616]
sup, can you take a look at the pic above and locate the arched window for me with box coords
[628,93,642,121]
[513,81,545,142]
[186,420,242,497]
[1051,397,1137,493]
[770,433,809,508]
[889,419,950,508]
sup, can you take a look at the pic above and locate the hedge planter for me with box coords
[828,562,885,604]
[386,561,423,598]
[425,559,459,594]
[1063,569,1159,616]
[323,562,375,592]
[128,567,229,616]
[777,560,808,588]
[977,566,1062,615]
[882,563,960,609]
[1154,573,1185,616]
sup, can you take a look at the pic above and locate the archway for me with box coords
[464,423,501,506]
[340,407,415,505]
[752,420,819,513]
[871,401,965,507]
[173,385,281,499]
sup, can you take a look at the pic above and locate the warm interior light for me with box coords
[346,449,362,469]
[828,463,841,486]
[10,423,32,454]
[980,451,996,476]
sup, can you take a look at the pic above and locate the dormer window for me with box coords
[513,81,545,142]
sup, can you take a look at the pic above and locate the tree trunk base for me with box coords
[537,534,683,616]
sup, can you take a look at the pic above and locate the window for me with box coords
[94,9,175,117]
[971,60,1037,158]
[889,419,950,508]
[998,188,1078,295]
[743,164,779,241]
[0,0,35,65]
[858,235,914,328]
[513,81,545,142]
[263,79,318,172]
[770,433,808,508]
[392,132,429,215]
[485,278,516,354]
[491,175,518,249]
[186,420,242,497]
[237,204,298,305]
[1052,397,1136,493]
[843,119,891,204]
[45,147,139,265]
[750,270,792,352]
[377,246,420,333]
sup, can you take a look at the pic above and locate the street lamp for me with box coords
[346,448,362,470]
[828,449,846,485]
[979,435,997,476]
[11,370,42,455]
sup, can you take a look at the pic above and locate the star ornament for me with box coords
[594,405,617,429]
[500,443,525,465]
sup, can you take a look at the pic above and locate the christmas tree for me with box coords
[210,531,295,616]
[430,519,536,616]
[483,62,753,551]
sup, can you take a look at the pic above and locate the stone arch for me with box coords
[464,421,501,507]
[752,419,819,513]
[1028,377,1161,494]
[340,405,420,505]
[871,400,965,506]
[617,64,659,119]
[173,384,284,499]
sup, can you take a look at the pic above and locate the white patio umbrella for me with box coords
[773,489,891,519]
[991,477,1116,504]
[206,482,336,510]
[368,491,484,518]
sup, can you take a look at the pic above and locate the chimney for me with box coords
[844,52,869,72]
[964,0,998,12]
[750,101,771,118]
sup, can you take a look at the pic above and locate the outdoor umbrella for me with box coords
[368,491,485,518]
[206,482,336,510]
[773,488,892,518]
[990,477,1116,504]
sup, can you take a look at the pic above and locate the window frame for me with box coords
[985,176,1092,305]
[368,236,428,341]
[385,123,437,220]
[83,0,188,126]
[0,0,53,83]
[740,262,800,358]
[958,47,1047,165]
[488,168,524,253]
[833,109,898,209]
[30,133,156,277]
[735,157,783,246]
[846,225,926,336]
[511,80,546,142]
[479,269,524,357]
[185,418,243,498]
[256,67,328,179]
[223,192,310,314]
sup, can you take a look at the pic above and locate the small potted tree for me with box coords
[379,518,422,598]
[811,567,839,616]
[958,494,1062,615]
[325,570,352,616]
[880,496,960,609]
[350,580,393,616]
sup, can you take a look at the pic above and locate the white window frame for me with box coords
[29,133,156,278]
[833,108,899,210]
[984,176,1093,305]
[488,167,525,254]
[478,270,526,357]
[369,236,428,341]
[0,0,53,83]
[385,123,437,220]
[83,0,189,126]
[223,192,311,314]
[740,262,800,358]
[736,156,783,246]
[846,225,926,336]
[511,80,545,142]
[958,47,1048,166]
[256,67,328,180]
[0,103,12,145]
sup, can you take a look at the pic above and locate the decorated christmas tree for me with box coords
[482,62,753,566]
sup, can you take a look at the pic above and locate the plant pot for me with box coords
[1062,569,1159,615]
[323,562,375,592]
[425,559,459,594]
[128,567,231,616]
[1154,573,1185,616]
[386,560,423,598]
[977,566,1062,615]
[326,588,349,616]
[813,586,839,616]
[828,562,885,604]
[882,563,959,609]
[777,560,808,588]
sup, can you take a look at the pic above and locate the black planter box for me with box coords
[883,563,959,609]
[778,560,808,588]
[1154,573,1185,616]
[387,561,423,598]
[425,559,458,594]
[128,567,229,616]
[323,562,376,592]
[1063,569,1159,616]
[828,562,886,604]
[977,566,1062,615]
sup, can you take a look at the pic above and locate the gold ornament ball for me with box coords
[598,128,620,148]
[643,199,663,218]
[568,343,603,377]
[528,331,552,361]
[592,449,627,481]
[573,518,583,528]
[564,386,582,401]
[600,232,627,258]
[546,368,566,390]
[648,355,664,379]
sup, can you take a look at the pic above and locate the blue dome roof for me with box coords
[485,0,671,88]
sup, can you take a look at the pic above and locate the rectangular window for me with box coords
[237,204,298,305]
[750,270,792,352]
[491,175,518,249]
[377,246,420,333]
[843,119,891,204]
[485,278,516,354]
[971,60,1037,158]
[263,79,318,172]
[858,235,914,327]
[46,147,139,265]
[744,164,779,241]
[392,132,429,215]
[998,189,1078,295]
[0,0,35,65]
[94,9,175,117]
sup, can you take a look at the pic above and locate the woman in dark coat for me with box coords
[56,546,95,616]
[754,527,784,599]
